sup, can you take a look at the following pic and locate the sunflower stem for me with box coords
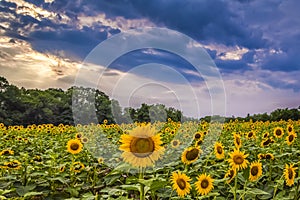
[233,171,238,200]
[139,168,145,200]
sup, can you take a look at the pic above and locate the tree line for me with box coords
[0,77,184,126]
[1,76,299,126]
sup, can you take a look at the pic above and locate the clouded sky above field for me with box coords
[0,0,300,118]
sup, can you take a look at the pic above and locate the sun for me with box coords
[67,139,83,154]
[195,173,214,196]
[228,148,249,170]
[284,163,297,187]
[214,142,225,160]
[119,124,164,168]
[171,171,191,197]
[249,161,263,181]
[181,146,201,165]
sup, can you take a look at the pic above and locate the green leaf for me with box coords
[65,187,79,197]
[16,185,36,196]
[120,184,140,191]
[246,188,270,195]
[24,191,43,198]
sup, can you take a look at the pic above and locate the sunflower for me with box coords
[247,131,256,139]
[98,157,104,164]
[75,132,83,139]
[214,142,225,160]
[273,127,284,138]
[119,124,164,168]
[81,137,88,143]
[286,132,297,146]
[71,162,85,173]
[67,139,83,154]
[249,161,263,181]
[265,153,275,160]
[194,132,203,140]
[0,149,14,156]
[224,168,236,183]
[4,160,21,170]
[228,149,249,170]
[171,139,180,148]
[171,171,191,197]
[181,146,201,165]
[195,173,214,196]
[284,164,297,186]
[60,165,66,172]
[260,137,274,148]
[263,132,269,138]
[286,124,294,134]
[196,139,203,146]
[233,133,242,149]
[257,153,265,159]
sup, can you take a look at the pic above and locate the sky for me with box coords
[0,0,300,118]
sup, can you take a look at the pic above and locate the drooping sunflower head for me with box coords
[67,139,83,154]
[233,133,242,149]
[273,127,284,138]
[284,164,298,187]
[249,161,263,182]
[195,173,214,196]
[286,132,297,146]
[119,124,164,168]
[171,171,191,198]
[214,142,225,160]
[228,148,249,170]
[224,168,236,183]
[181,146,201,165]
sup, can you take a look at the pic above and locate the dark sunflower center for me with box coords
[288,135,294,142]
[176,178,186,190]
[251,166,259,176]
[275,129,282,136]
[70,143,79,150]
[172,141,178,146]
[186,148,199,161]
[248,132,253,137]
[288,169,293,179]
[217,146,223,154]
[263,139,270,146]
[236,138,241,145]
[130,137,155,158]
[195,133,201,139]
[265,154,271,159]
[2,150,9,155]
[7,162,19,168]
[201,179,209,189]
[229,170,235,178]
[263,133,268,138]
[288,127,292,132]
[233,155,244,164]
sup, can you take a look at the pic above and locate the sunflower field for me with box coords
[0,119,299,200]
